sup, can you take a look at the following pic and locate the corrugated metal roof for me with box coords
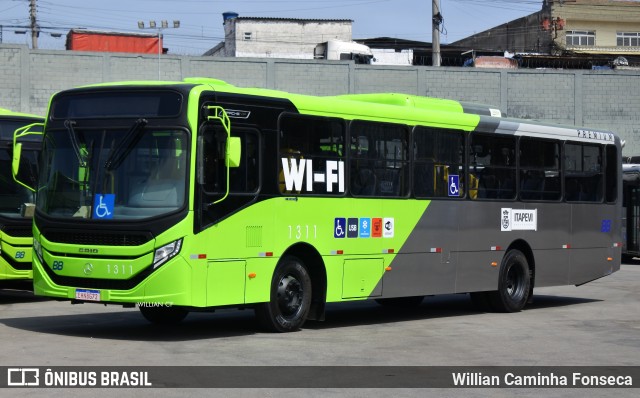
[68,29,157,38]
[233,17,353,23]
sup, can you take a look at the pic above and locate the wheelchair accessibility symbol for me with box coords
[93,194,115,219]
[334,218,346,238]
[448,175,460,197]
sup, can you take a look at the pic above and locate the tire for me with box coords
[139,305,188,325]
[488,249,531,312]
[375,296,424,307]
[255,256,312,332]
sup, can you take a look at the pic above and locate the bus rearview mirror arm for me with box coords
[206,106,242,204]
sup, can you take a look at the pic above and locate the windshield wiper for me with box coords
[104,118,148,171]
[64,120,87,167]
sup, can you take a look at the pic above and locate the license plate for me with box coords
[75,289,101,302]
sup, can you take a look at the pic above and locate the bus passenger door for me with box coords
[623,184,640,256]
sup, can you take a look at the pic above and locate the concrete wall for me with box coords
[2,43,639,154]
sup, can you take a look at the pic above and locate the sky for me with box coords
[0,0,543,55]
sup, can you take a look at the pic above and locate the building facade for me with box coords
[451,0,640,66]
[554,0,640,58]
[205,13,353,59]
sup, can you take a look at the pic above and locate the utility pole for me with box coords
[29,0,38,49]
[432,0,441,66]
[138,20,180,80]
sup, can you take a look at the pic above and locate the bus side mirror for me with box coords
[12,142,37,193]
[12,122,44,193]
[12,142,23,178]
[227,137,241,168]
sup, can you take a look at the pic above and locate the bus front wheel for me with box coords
[489,249,531,312]
[139,305,189,325]
[255,256,312,332]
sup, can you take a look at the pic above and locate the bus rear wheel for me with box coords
[255,256,312,332]
[139,306,189,325]
[488,249,531,312]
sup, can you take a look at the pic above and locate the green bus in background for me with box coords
[0,108,43,285]
[14,78,621,331]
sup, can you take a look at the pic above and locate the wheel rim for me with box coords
[505,263,525,300]
[276,274,304,317]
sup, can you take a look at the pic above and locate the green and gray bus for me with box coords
[1,108,43,284]
[16,78,621,331]
[622,160,640,261]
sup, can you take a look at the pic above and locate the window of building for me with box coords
[617,32,640,47]
[566,31,595,46]
[244,32,252,41]
[413,127,465,198]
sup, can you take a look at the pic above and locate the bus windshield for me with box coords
[37,124,188,220]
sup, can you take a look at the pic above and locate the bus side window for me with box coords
[413,126,465,199]
[199,127,227,194]
[469,133,515,200]
[229,131,258,193]
[350,121,409,197]
[350,135,377,195]
[564,142,603,202]
[278,148,303,194]
[519,137,561,201]
[605,144,617,203]
[278,114,345,196]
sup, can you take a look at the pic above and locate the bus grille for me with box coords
[42,231,151,246]
[1,252,32,270]
[41,258,153,291]
[1,226,33,238]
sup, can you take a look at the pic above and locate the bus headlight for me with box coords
[33,239,43,263]
[153,239,183,269]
